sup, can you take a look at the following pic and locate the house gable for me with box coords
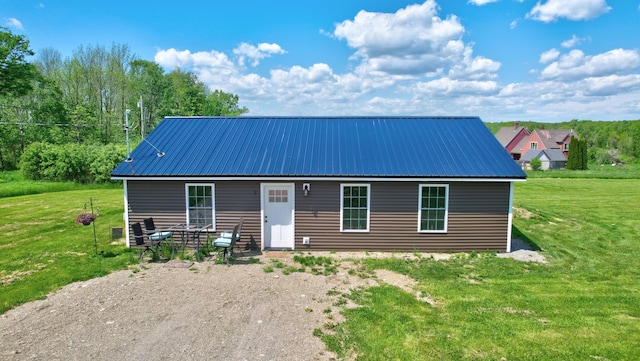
[495,125,530,159]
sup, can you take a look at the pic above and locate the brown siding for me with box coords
[295,181,511,252]
[127,180,261,250]
[127,180,511,252]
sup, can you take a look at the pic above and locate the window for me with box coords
[268,189,288,203]
[185,184,215,229]
[419,185,449,232]
[530,141,538,150]
[341,184,370,232]
[563,142,569,151]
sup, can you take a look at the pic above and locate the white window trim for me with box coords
[563,143,569,151]
[185,183,216,231]
[340,183,371,232]
[530,141,538,150]
[418,184,449,233]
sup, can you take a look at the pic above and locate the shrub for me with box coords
[530,158,542,171]
[20,143,125,183]
[90,144,127,183]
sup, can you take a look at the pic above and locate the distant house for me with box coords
[519,149,568,170]
[495,123,530,160]
[111,116,526,253]
[519,129,579,159]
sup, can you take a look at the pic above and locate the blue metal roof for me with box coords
[111,116,526,179]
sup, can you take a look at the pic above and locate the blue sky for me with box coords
[2,0,639,122]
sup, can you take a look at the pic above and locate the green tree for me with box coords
[567,136,588,170]
[0,27,38,97]
[164,68,207,116]
[203,89,248,116]
[129,60,171,136]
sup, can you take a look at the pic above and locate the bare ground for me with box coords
[0,246,544,361]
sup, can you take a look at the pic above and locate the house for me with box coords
[495,123,530,160]
[519,129,579,159]
[519,149,567,170]
[111,116,526,253]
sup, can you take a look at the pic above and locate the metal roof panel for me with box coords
[111,116,526,179]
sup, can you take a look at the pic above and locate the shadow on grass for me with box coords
[512,225,543,251]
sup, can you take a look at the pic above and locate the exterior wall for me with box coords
[126,180,512,252]
[519,132,546,155]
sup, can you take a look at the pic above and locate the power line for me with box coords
[0,121,126,127]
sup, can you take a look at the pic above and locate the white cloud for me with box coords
[331,0,500,82]
[467,0,499,5]
[527,0,611,22]
[154,48,236,71]
[561,35,586,48]
[233,42,286,67]
[6,18,24,30]
[510,19,519,29]
[540,48,560,64]
[333,0,466,75]
[540,48,640,81]
[411,77,500,96]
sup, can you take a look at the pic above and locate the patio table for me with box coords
[162,223,212,261]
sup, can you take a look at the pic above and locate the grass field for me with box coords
[323,177,640,360]
[0,171,119,198]
[0,186,136,313]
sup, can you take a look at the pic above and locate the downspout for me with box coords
[123,179,130,247]
[506,181,514,253]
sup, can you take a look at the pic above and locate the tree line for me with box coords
[486,119,640,165]
[0,27,248,171]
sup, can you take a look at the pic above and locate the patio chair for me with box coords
[212,223,240,265]
[143,217,174,257]
[143,217,173,242]
[220,218,244,255]
[132,222,160,261]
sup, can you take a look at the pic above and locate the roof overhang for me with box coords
[112,176,526,182]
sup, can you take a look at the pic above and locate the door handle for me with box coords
[264,215,268,223]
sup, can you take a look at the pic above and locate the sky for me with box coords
[2,0,639,123]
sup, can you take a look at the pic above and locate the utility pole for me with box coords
[138,95,145,139]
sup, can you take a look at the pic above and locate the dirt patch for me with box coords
[0,254,412,361]
[513,206,535,219]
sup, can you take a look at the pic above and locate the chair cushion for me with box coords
[220,232,239,240]
[149,231,172,241]
[213,237,232,247]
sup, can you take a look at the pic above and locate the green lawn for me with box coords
[0,187,136,313]
[323,177,640,360]
[0,170,119,198]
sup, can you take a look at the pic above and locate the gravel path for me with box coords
[0,246,545,361]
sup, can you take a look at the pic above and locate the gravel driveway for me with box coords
[0,246,544,360]
[0,253,377,361]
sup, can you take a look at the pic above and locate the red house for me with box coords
[519,129,579,159]
[495,123,530,160]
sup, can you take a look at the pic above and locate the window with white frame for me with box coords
[341,184,370,232]
[530,141,538,150]
[186,184,215,229]
[419,185,449,232]
[563,142,569,151]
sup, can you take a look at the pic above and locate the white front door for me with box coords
[261,183,295,250]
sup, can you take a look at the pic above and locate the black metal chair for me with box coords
[143,217,173,242]
[132,222,160,261]
[143,217,174,253]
